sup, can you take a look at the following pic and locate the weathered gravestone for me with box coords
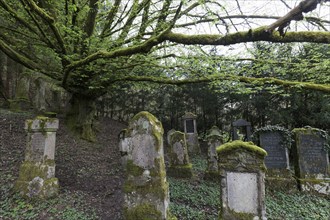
[182,112,200,154]
[118,129,128,168]
[253,126,295,189]
[217,140,267,220]
[232,119,252,141]
[14,117,59,199]
[167,129,176,146]
[292,127,330,195]
[204,126,223,180]
[167,131,193,178]
[121,111,174,220]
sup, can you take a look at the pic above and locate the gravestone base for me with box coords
[167,164,193,178]
[204,170,220,180]
[298,178,330,195]
[14,160,59,199]
[265,169,297,191]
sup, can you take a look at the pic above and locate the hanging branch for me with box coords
[267,0,325,35]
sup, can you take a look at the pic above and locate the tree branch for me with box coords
[22,0,67,54]
[267,0,323,34]
[164,28,330,45]
[110,75,330,93]
[0,38,40,71]
[83,0,99,37]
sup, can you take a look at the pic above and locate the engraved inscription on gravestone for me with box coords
[299,134,327,175]
[260,132,288,169]
[30,133,46,161]
[227,172,258,214]
[186,119,194,133]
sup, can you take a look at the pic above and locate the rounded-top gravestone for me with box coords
[121,111,174,220]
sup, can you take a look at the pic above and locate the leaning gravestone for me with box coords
[121,111,174,219]
[232,119,252,141]
[182,112,200,154]
[167,131,193,178]
[204,126,223,179]
[292,127,330,195]
[217,140,267,220]
[253,126,295,189]
[14,116,59,199]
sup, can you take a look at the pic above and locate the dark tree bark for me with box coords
[66,94,97,141]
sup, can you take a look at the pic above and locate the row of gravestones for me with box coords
[171,114,329,195]
[232,119,330,195]
[13,113,329,219]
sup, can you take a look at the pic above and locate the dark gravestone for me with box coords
[232,119,252,141]
[293,127,330,195]
[297,133,328,177]
[185,119,195,133]
[259,132,289,169]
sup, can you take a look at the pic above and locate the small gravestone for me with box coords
[253,126,295,190]
[217,140,267,220]
[204,126,223,180]
[166,129,176,147]
[14,117,59,199]
[232,119,252,141]
[118,129,128,168]
[121,111,173,219]
[182,112,200,154]
[167,131,193,178]
[292,127,330,195]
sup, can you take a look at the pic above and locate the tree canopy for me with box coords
[0,0,329,140]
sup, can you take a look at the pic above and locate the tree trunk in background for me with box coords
[66,94,97,142]
[0,51,8,101]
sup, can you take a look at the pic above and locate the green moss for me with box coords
[167,163,193,178]
[124,157,169,201]
[129,111,164,151]
[126,160,145,177]
[204,170,220,181]
[15,161,51,182]
[170,131,185,144]
[14,161,59,199]
[265,177,297,192]
[124,203,162,220]
[217,140,267,157]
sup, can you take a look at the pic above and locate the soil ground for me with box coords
[0,110,127,219]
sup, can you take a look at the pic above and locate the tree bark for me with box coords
[66,94,97,142]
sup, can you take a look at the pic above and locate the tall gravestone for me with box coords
[14,117,59,199]
[121,111,173,220]
[167,131,193,178]
[232,119,252,141]
[205,126,222,180]
[292,127,330,195]
[253,126,295,189]
[182,112,200,154]
[217,140,267,220]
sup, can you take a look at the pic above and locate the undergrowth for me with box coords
[1,151,329,219]
[169,154,330,220]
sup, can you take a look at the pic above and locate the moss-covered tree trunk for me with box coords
[66,94,97,142]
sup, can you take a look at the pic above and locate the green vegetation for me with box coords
[169,155,330,220]
[1,171,93,219]
[1,145,330,219]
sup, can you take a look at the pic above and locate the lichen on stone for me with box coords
[217,140,267,156]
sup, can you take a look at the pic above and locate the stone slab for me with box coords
[227,172,258,214]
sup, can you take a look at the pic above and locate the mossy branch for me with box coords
[109,75,330,93]
[164,29,330,45]
[23,0,67,54]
